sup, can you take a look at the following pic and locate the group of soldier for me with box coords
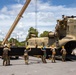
[40,45,67,63]
[24,44,67,65]
[2,43,67,66]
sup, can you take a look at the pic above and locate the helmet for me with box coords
[40,46,43,49]
[26,46,29,49]
[62,46,64,49]
[52,45,54,47]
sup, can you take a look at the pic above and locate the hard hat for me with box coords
[40,46,43,48]
[62,46,64,48]
[52,45,54,47]
[26,46,29,49]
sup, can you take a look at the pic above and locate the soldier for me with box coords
[50,45,56,63]
[41,44,47,63]
[24,46,31,65]
[61,46,67,62]
[3,44,11,66]
[7,43,11,65]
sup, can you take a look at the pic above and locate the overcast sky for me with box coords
[0,0,76,41]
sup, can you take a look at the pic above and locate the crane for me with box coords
[2,0,31,45]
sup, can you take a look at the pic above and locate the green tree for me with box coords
[9,38,25,47]
[28,27,38,37]
[26,27,38,41]
[40,31,49,37]
[9,38,18,43]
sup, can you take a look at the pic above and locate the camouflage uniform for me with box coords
[3,46,9,66]
[24,48,31,65]
[51,47,56,63]
[41,46,47,63]
[7,43,11,65]
[61,47,67,61]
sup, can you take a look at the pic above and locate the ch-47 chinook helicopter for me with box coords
[27,15,76,60]
[48,15,76,59]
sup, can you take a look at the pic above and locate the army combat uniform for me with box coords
[7,43,11,65]
[61,48,67,62]
[3,46,10,66]
[41,46,47,63]
[24,48,31,65]
[51,47,56,63]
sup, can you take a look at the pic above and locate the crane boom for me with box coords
[2,0,31,45]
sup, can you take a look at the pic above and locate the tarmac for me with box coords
[0,56,76,75]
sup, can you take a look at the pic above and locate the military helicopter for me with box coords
[27,15,76,60]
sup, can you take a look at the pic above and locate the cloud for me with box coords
[14,0,26,3]
[0,14,10,20]
[1,6,7,13]
[0,0,76,41]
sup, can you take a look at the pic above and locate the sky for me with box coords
[0,0,76,41]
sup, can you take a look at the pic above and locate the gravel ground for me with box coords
[0,56,76,75]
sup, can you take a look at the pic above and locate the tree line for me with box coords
[0,27,50,47]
